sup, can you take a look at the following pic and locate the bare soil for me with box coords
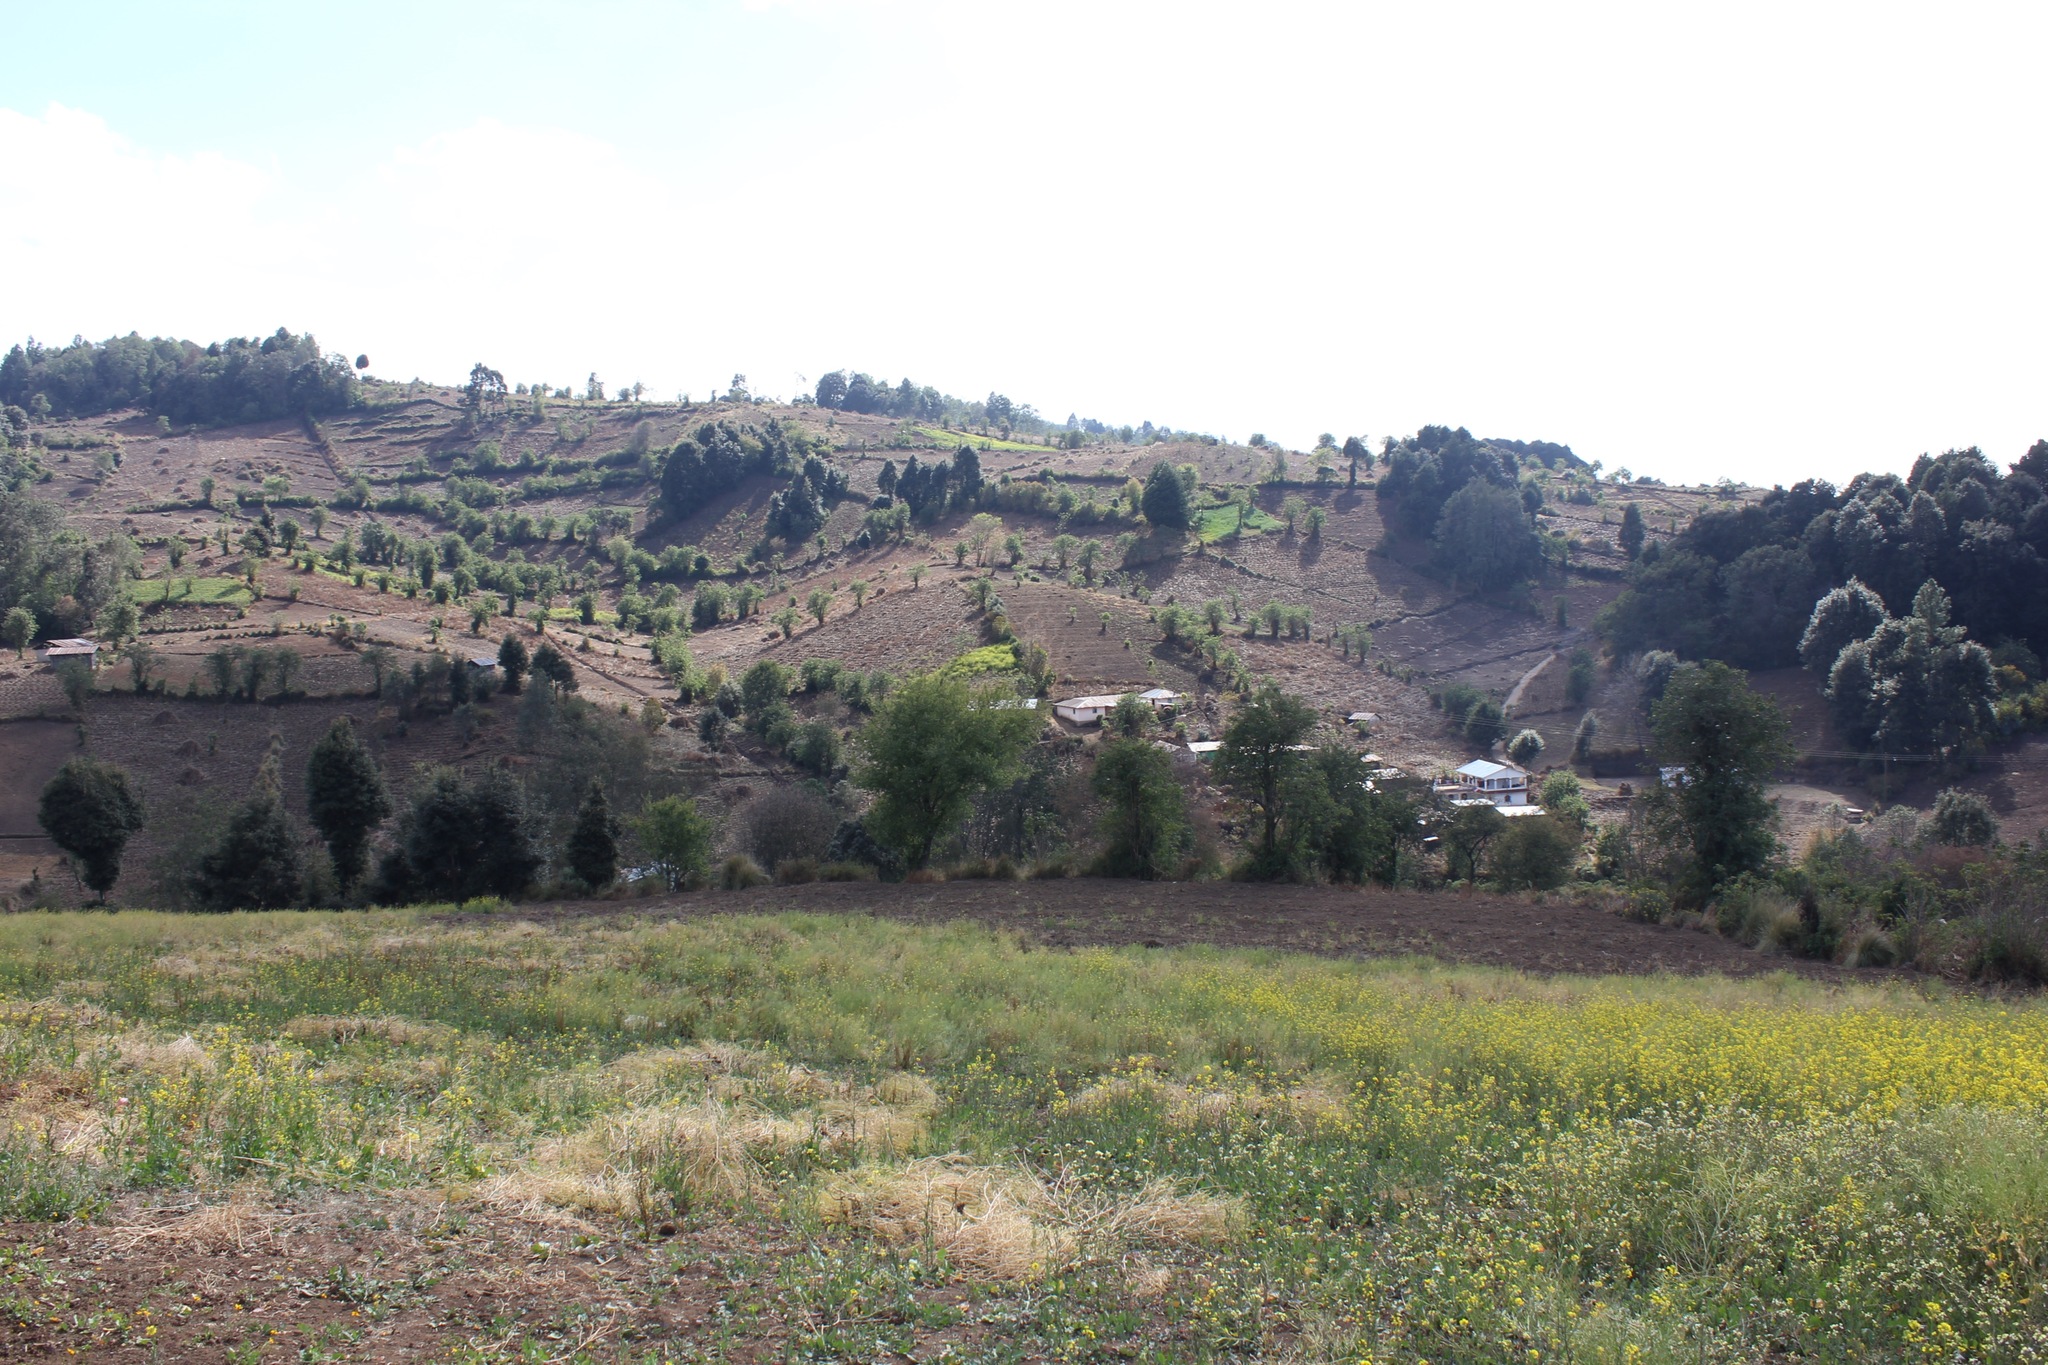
[515,878,1868,982]
[0,1192,1054,1364]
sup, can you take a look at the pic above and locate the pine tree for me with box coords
[497,633,529,693]
[1618,502,1646,559]
[306,716,390,890]
[193,750,303,910]
[565,779,619,889]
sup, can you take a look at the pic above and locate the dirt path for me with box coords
[507,879,1869,981]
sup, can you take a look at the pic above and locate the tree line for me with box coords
[1,329,361,426]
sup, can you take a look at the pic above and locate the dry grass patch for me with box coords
[282,1014,458,1048]
[816,1155,1242,1281]
[110,1187,276,1253]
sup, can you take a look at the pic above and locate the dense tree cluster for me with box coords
[1375,425,1522,537]
[1810,580,1996,753]
[657,418,788,515]
[1602,445,2048,675]
[0,490,137,637]
[0,329,360,425]
[813,370,947,422]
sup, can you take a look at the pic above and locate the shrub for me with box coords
[1507,728,1546,766]
[718,854,769,890]
[746,786,839,870]
[817,861,877,882]
[774,857,819,884]
[1929,788,1997,847]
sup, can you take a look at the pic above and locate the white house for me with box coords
[1433,758,1534,806]
[1054,688,1179,726]
[1054,693,1128,725]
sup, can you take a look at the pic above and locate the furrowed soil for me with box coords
[508,878,1864,981]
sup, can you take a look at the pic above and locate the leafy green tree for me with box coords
[1572,710,1599,762]
[1214,684,1317,873]
[854,673,1043,869]
[1091,737,1190,878]
[1649,660,1793,897]
[1140,461,1192,531]
[741,659,793,727]
[531,642,577,692]
[1441,803,1506,881]
[2,606,32,657]
[305,716,390,891]
[1464,699,1507,748]
[1929,787,1997,847]
[95,598,138,650]
[565,779,620,888]
[1539,770,1591,829]
[1434,481,1540,592]
[1289,746,1412,884]
[192,769,304,910]
[806,587,835,627]
[637,795,713,890]
[38,757,144,903]
[1485,815,1579,890]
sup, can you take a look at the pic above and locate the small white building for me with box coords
[1053,688,1179,726]
[1054,693,1128,725]
[1434,758,1534,806]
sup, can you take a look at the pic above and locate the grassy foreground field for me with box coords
[4,912,2048,1362]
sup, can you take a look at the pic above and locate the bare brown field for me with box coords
[502,877,1870,981]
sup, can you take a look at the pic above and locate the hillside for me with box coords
[0,375,1772,902]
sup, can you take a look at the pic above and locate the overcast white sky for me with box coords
[4,1,2043,485]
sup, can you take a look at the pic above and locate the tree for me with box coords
[1800,578,1889,674]
[96,598,138,650]
[374,766,543,903]
[1434,481,1540,592]
[531,642,577,692]
[38,757,144,903]
[1280,494,1307,534]
[1213,685,1317,873]
[565,779,620,888]
[1572,710,1599,762]
[1507,728,1546,767]
[1486,815,1579,890]
[741,659,793,727]
[1618,502,1646,559]
[305,716,390,891]
[192,762,303,911]
[1825,581,1995,753]
[1649,660,1793,897]
[806,587,835,627]
[1539,770,1591,829]
[1929,787,1997,847]
[1108,693,1153,738]
[123,640,158,694]
[1441,803,1506,881]
[854,673,1043,869]
[497,634,529,694]
[1092,737,1190,878]
[1140,461,1192,530]
[1289,746,1413,884]
[2,606,32,657]
[637,795,713,890]
[1341,435,1368,485]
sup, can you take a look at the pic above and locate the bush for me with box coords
[817,861,877,882]
[1929,788,1997,847]
[746,786,839,870]
[1507,728,1546,766]
[1485,816,1579,891]
[774,857,819,884]
[718,854,769,890]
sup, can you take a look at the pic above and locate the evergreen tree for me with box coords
[193,750,302,910]
[1618,502,1646,559]
[37,757,144,903]
[305,716,390,890]
[374,766,542,902]
[497,633,529,694]
[565,779,620,889]
[1800,578,1889,674]
[1140,460,1193,530]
